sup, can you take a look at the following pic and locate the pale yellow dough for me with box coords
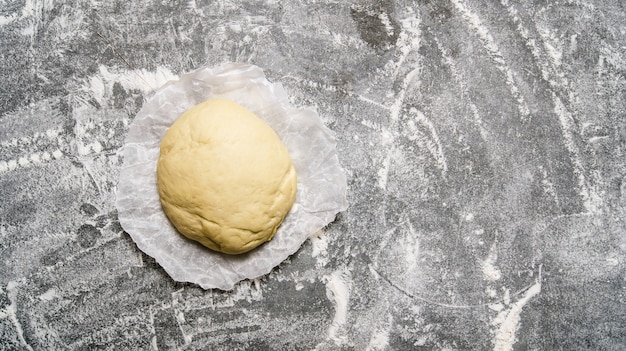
[156,98,297,255]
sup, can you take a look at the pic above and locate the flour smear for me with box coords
[87,65,178,106]
[324,268,352,346]
[491,269,542,351]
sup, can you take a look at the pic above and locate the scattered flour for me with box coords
[0,0,53,27]
[1,64,175,174]
[365,314,393,351]
[451,0,530,118]
[378,11,421,190]
[552,96,601,213]
[0,126,67,174]
[2,280,34,351]
[310,231,330,268]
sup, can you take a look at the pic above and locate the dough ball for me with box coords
[156,98,297,255]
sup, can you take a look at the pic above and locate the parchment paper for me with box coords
[116,63,348,290]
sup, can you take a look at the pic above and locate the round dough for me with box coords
[156,98,297,255]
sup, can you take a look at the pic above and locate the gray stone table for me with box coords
[1,0,624,350]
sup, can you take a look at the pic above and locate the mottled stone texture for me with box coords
[1,0,625,350]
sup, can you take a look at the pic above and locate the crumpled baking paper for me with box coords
[116,63,348,290]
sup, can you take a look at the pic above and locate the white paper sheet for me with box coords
[116,63,348,290]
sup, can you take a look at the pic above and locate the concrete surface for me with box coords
[1,0,625,350]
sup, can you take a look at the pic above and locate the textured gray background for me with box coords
[1,0,625,350]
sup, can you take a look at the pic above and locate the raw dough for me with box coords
[156,98,297,255]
